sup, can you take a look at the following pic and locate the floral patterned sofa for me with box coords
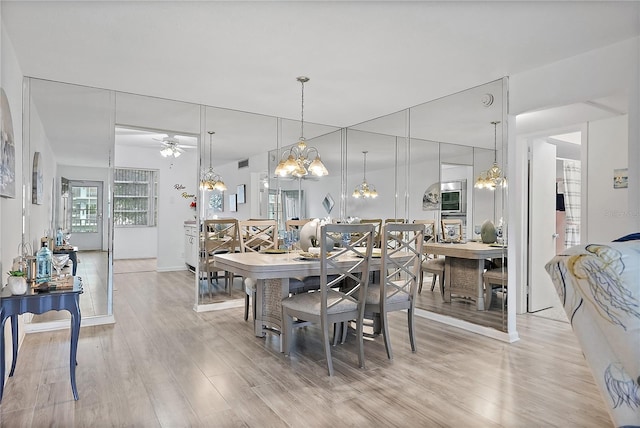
[546,240,640,427]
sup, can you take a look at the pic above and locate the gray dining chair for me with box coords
[201,218,239,298]
[238,219,278,321]
[363,223,424,359]
[281,223,375,376]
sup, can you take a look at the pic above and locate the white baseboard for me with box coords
[415,308,520,343]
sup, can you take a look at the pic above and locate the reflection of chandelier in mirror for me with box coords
[274,76,328,178]
[474,121,506,190]
[352,151,378,199]
[200,131,227,191]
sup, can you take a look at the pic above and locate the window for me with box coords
[113,168,158,227]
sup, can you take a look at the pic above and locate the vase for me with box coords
[480,220,497,244]
[8,276,27,295]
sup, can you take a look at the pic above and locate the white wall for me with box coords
[115,144,196,271]
[587,115,631,242]
[201,150,268,220]
[1,23,28,380]
[509,37,640,320]
[27,106,58,252]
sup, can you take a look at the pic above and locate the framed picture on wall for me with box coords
[0,88,16,198]
[237,184,246,204]
[210,190,224,212]
[229,194,237,212]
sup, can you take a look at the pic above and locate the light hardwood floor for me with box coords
[0,262,611,427]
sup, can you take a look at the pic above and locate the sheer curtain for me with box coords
[563,160,581,247]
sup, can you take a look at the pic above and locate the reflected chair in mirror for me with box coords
[285,218,328,294]
[383,218,406,249]
[441,218,463,243]
[414,220,445,295]
[201,219,239,299]
[285,219,311,251]
[363,223,424,359]
[354,219,382,248]
[483,267,508,310]
[238,219,278,321]
[281,223,375,376]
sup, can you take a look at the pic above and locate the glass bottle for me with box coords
[56,228,64,247]
[36,241,52,284]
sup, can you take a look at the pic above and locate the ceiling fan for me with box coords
[153,134,190,158]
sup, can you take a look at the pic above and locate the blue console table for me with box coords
[0,277,83,402]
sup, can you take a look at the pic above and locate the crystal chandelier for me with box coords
[200,131,227,191]
[475,121,506,190]
[352,151,378,199]
[274,76,328,178]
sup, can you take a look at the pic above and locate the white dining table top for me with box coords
[425,241,506,259]
[213,250,406,280]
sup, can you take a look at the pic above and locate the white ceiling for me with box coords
[4,1,639,164]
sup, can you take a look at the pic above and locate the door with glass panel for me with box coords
[68,180,103,250]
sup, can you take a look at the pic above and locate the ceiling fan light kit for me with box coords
[157,134,186,158]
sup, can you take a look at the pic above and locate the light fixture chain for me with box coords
[300,78,305,140]
[363,151,367,181]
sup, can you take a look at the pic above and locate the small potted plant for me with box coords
[7,270,27,295]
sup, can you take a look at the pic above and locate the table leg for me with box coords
[9,315,18,377]
[475,259,486,310]
[254,278,289,352]
[69,296,81,400]
[254,279,265,337]
[444,257,486,310]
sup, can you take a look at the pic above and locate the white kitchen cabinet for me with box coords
[184,223,198,272]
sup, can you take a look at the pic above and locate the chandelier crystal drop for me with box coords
[352,151,378,199]
[474,121,506,190]
[200,131,227,191]
[274,76,328,178]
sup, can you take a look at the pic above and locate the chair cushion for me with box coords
[422,258,445,271]
[244,277,256,294]
[281,290,358,315]
[288,277,307,294]
[364,283,411,305]
[295,274,340,292]
[483,268,508,283]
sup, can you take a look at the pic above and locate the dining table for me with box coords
[213,249,409,348]
[424,241,506,310]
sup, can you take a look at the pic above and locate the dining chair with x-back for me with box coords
[363,222,424,359]
[238,219,278,321]
[281,223,375,376]
[201,218,239,298]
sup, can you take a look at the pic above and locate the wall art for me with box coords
[0,88,16,198]
[237,184,246,204]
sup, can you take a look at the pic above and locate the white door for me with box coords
[528,140,559,312]
[68,180,103,250]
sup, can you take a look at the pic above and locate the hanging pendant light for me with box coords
[475,121,505,190]
[352,151,378,199]
[200,131,227,191]
[274,76,328,178]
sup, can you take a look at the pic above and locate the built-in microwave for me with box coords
[441,180,467,214]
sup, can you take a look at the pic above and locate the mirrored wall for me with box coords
[345,78,508,331]
[23,76,509,334]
